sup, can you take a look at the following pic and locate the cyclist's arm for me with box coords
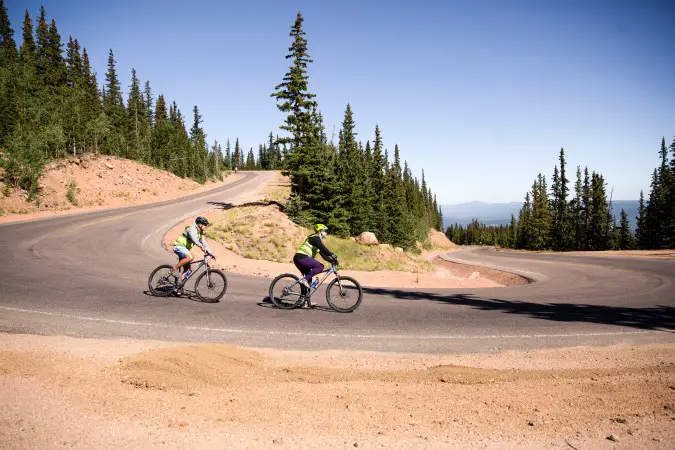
[186,225,212,254]
[308,236,336,262]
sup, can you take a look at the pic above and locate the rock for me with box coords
[356,232,379,245]
[349,237,356,242]
[611,418,627,424]
[606,435,618,442]
[104,162,114,170]
[395,247,404,252]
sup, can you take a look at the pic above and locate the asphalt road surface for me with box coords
[1,171,673,353]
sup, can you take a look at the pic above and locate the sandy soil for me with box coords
[1,333,673,449]
[0,154,241,224]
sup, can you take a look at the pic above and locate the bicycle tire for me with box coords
[194,269,228,303]
[148,264,176,297]
[269,273,306,309]
[325,276,362,312]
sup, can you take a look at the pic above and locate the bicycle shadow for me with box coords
[142,289,219,304]
[258,296,337,312]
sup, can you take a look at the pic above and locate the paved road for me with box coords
[1,172,673,353]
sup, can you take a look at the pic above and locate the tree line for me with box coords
[271,12,443,250]
[447,138,675,251]
[0,2,232,198]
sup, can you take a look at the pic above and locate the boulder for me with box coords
[356,231,379,245]
[394,247,404,253]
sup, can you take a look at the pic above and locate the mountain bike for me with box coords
[268,260,362,312]
[147,253,227,303]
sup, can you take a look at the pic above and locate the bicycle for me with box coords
[268,260,363,312]
[147,253,227,303]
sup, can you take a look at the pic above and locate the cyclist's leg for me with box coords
[173,246,193,279]
[294,255,323,282]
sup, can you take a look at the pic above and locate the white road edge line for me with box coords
[1,306,669,339]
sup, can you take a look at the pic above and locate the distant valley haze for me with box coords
[442,200,640,229]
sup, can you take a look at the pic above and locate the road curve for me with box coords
[1,173,673,353]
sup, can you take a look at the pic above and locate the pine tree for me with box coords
[270,11,318,152]
[530,174,551,250]
[126,68,146,160]
[143,80,153,127]
[369,124,388,241]
[617,209,633,250]
[246,148,255,170]
[0,0,18,144]
[385,145,415,249]
[189,105,207,181]
[517,192,533,249]
[223,138,231,170]
[588,172,610,250]
[151,93,169,168]
[233,138,241,170]
[550,148,572,250]
[19,10,35,63]
[0,0,17,64]
[102,49,125,154]
[634,190,645,249]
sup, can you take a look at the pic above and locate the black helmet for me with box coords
[196,216,210,226]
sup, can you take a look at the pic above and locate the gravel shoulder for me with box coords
[1,333,673,449]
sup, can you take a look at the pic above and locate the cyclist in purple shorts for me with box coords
[293,224,338,289]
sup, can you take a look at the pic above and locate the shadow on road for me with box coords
[363,287,675,332]
[258,296,337,313]
[207,200,286,211]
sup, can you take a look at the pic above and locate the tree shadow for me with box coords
[207,200,286,212]
[362,287,675,332]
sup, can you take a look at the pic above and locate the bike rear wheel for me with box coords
[148,264,176,297]
[194,269,228,303]
[326,276,362,312]
[269,273,306,309]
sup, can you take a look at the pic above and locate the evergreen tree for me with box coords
[126,68,147,160]
[517,192,533,249]
[617,209,633,250]
[369,124,388,241]
[530,174,551,250]
[588,172,610,250]
[102,49,125,153]
[189,105,207,181]
[635,190,647,249]
[0,0,18,144]
[550,148,571,250]
[19,10,35,63]
[233,138,241,170]
[223,138,232,170]
[246,148,255,170]
[270,11,318,151]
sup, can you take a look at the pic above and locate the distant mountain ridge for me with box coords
[442,200,640,230]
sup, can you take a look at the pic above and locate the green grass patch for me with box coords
[208,204,435,273]
[66,180,80,206]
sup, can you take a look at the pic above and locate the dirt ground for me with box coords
[1,333,673,449]
[0,154,239,224]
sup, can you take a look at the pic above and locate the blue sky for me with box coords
[6,0,675,203]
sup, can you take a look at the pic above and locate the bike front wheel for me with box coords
[194,269,228,303]
[326,276,362,312]
[148,264,176,297]
[269,273,306,309]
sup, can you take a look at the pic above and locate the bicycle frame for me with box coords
[284,264,339,300]
[179,256,212,285]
